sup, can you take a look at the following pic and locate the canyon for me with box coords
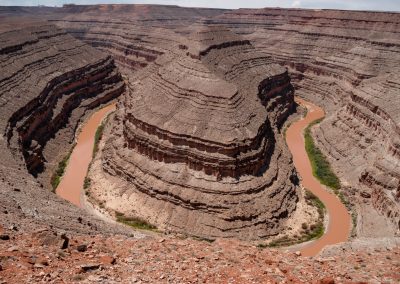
[0,4,399,283]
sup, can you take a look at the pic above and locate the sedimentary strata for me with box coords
[0,21,130,236]
[212,8,400,234]
[50,5,227,75]
[92,26,299,240]
[0,21,124,183]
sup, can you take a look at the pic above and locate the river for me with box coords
[56,104,116,207]
[286,98,351,256]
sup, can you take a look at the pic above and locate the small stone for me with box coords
[13,188,20,192]
[360,191,371,198]
[60,234,69,249]
[28,256,38,264]
[319,277,335,284]
[77,244,87,252]
[317,257,336,263]
[38,257,49,266]
[8,225,17,231]
[100,255,116,265]
[7,245,18,252]
[0,234,10,240]
[80,263,100,272]
[158,238,165,243]
[34,263,45,269]
[295,251,301,256]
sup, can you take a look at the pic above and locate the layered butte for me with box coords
[94,26,298,240]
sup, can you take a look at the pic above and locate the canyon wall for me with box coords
[212,8,400,234]
[50,5,227,75]
[0,20,132,236]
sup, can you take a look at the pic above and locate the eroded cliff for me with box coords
[0,20,130,236]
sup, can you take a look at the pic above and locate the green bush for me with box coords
[304,119,341,191]
[50,150,73,191]
[115,212,157,231]
[83,176,91,189]
[92,123,105,158]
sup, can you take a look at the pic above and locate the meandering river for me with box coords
[56,104,116,207]
[56,98,350,256]
[286,98,351,256]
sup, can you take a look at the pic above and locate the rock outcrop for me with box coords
[212,8,400,234]
[93,25,298,240]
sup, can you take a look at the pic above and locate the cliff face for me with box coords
[0,21,125,184]
[92,26,299,240]
[212,8,400,234]
[50,5,227,75]
[0,20,135,236]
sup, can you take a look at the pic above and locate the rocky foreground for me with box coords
[0,225,399,284]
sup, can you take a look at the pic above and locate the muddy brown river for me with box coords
[56,104,116,207]
[286,98,351,256]
[56,98,350,256]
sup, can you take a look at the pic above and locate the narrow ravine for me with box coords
[286,98,351,256]
[56,104,116,207]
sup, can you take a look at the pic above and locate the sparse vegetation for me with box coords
[304,119,341,191]
[83,176,91,190]
[115,212,158,231]
[50,148,74,192]
[93,123,105,158]
[192,236,215,243]
[92,112,113,158]
[258,189,325,248]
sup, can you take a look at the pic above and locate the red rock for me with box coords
[319,277,335,284]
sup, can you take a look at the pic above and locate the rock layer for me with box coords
[97,26,298,240]
[0,21,124,183]
[212,8,400,234]
[0,20,135,237]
